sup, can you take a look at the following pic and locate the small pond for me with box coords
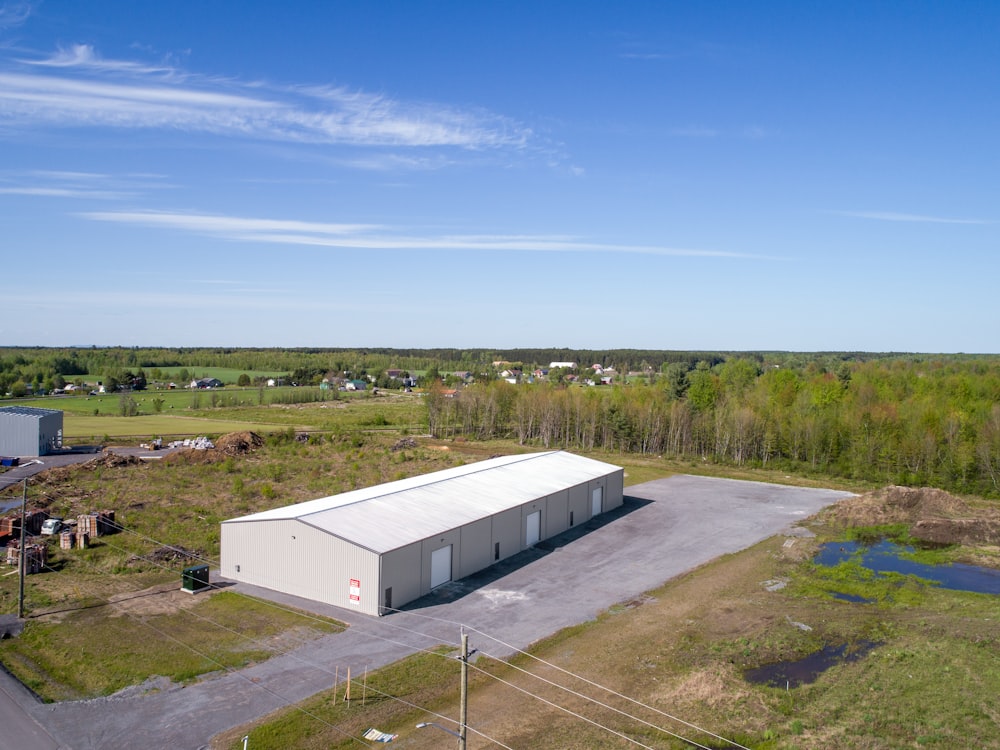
[744,640,880,688]
[815,540,1000,595]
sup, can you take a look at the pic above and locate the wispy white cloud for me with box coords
[0,169,169,200]
[79,209,762,258]
[0,2,33,30]
[0,186,131,198]
[0,44,534,152]
[23,43,180,76]
[834,210,991,225]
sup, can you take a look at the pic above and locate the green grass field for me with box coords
[19,388,427,440]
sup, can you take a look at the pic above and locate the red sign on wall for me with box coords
[349,578,361,604]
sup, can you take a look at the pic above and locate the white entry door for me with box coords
[430,545,452,589]
[591,486,603,516]
[526,511,541,546]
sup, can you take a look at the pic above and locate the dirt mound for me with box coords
[215,431,264,455]
[827,485,1000,545]
[391,437,417,451]
[127,545,200,567]
[87,453,144,470]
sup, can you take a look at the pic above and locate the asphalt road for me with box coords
[2,474,853,749]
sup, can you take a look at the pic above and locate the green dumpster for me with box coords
[181,564,210,593]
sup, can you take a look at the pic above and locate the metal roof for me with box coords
[0,406,63,418]
[224,451,622,554]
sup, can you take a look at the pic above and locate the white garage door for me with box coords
[592,486,603,516]
[430,545,452,589]
[526,510,541,547]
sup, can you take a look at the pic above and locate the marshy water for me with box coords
[744,641,880,687]
[815,539,1000,595]
[745,537,1000,687]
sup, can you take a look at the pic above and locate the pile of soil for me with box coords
[391,437,417,451]
[127,545,200,566]
[76,453,144,470]
[827,485,1000,545]
[215,431,264,456]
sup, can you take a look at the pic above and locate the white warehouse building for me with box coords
[220,451,624,616]
[0,406,63,457]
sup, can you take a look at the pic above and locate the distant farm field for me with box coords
[61,413,292,439]
[19,389,427,440]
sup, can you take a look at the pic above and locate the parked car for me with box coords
[40,517,63,535]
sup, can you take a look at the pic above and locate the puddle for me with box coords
[830,592,874,603]
[816,540,1000,595]
[743,641,879,688]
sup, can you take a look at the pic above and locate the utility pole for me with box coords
[17,461,42,620]
[17,475,27,620]
[458,630,469,750]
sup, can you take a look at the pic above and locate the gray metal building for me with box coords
[220,451,624,616]
[0,406,64,457]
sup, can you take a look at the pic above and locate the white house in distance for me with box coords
[220,451,624,616]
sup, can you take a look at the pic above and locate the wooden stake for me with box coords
[345,666,351,704]
[362,664,368,707]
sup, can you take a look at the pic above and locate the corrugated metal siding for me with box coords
[380,542,422,612]
[492,508,521,562]
[547,489,570,536]
[0,406,63,457]
[221,518,381,615]
[606,471,625,510]
[458,518,491,577]
[568,483,588,526]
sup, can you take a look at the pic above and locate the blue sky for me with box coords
[1,1,997,352]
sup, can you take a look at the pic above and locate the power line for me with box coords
[26,536,514,748]
[382,607,750,750]
[36,514,747,748]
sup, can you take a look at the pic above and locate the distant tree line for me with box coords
[426,356,1000,498]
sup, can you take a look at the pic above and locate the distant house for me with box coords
[550,361,576,370]
[345,380,367,391]
[386,369,403,380]
[192,378,224,389]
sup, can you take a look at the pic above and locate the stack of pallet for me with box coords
[77,510,117,538]
[24,510,46,535]
[59,530,76,550]
[5,540,47,574]
[76,532,89,549]
[0,516,17,535]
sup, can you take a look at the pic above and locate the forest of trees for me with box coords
[5,347,1000,498]
[426,356,1000,498]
